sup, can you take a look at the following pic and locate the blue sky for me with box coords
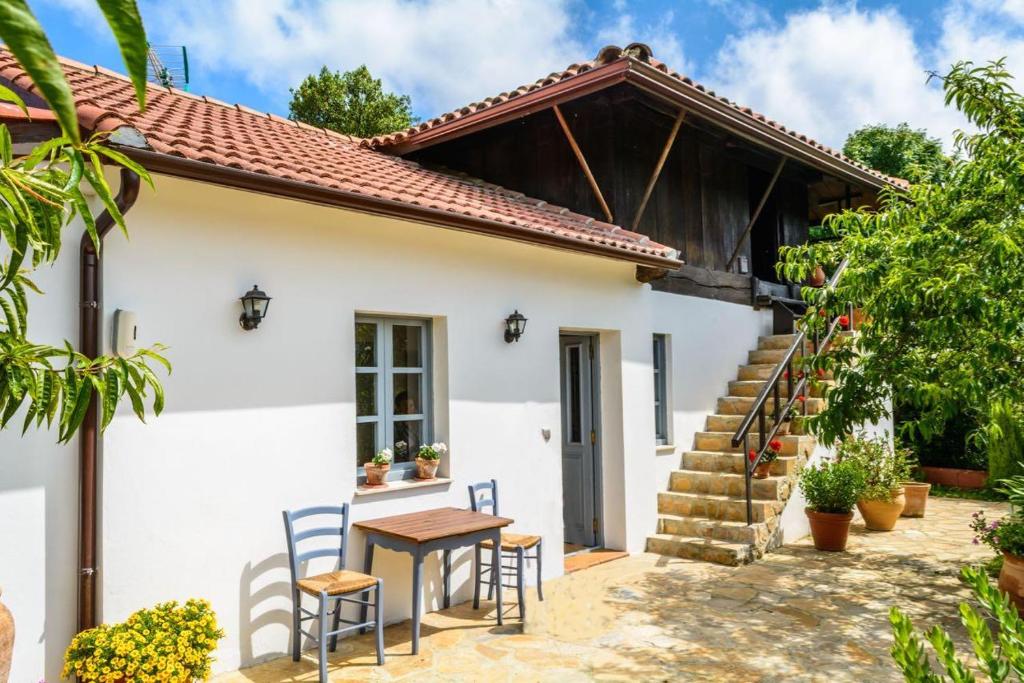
[33,1,1024,148]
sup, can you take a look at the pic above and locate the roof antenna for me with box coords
[146,44,190,90]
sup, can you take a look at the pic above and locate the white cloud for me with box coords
[936,0,1024,77]
[704,0,773,31]
[705,4,969,150]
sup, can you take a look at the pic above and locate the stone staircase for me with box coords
[646,333,823,566]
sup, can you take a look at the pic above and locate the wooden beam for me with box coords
[725,156,786,271]
[636,265,670,283]
[631,109,686,231]
[552,104,614,223]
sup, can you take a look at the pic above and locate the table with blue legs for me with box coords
[354,507,513,655]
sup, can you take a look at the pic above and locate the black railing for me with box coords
[731,258,852,525]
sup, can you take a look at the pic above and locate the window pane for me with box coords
[356,373,376,417]
[392,420,423,463]
[356,323,377,367]
[569,346,582,444]
[357,421,377,466]
[392,324,422,368]
[393,374,422,415]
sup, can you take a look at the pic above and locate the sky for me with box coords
[32,0,1024,150]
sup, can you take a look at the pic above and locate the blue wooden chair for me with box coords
[282,503,384,682]
[468,479,543,619]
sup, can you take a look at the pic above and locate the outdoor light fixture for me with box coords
[504,310,527,343]
[239,285,271,330]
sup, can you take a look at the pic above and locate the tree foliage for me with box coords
[843,122,950,184]
[0,1,168,442]
[288,65,416,138]
[779,60,1024,447]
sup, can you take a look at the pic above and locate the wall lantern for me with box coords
[503,310,527,343]
[239,285,271,330]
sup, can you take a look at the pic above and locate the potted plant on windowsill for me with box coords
[839,433,911,531]
[750,439,783,479]
[364,448,392,488]
[800,459,865,551]
[415,442,447,480]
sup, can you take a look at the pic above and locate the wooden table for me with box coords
[354,507,512,654]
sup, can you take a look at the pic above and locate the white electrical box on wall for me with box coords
[113,309,138,357]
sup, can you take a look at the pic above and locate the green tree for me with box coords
[288,65,416,138]
[0,0,167,440]
[843,122,950,184]
[778,60,1024,447]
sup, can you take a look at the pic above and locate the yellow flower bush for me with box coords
[62,599,224,682]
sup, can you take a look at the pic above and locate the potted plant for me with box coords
[901,456,930,518]
[839,434,911,531]
[415,442,447,480]
[364,448,392,487]
[776,404,799,436]
[971,510,1024,610]
[750,439,783,479]
[800,459,865,551]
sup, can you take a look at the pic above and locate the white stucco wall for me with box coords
[0,174,770,679]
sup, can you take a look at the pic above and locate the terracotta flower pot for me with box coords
[364,463,390,487]
[999,552,1024,611]
[806,509,854,551]
[0,588,13,683]
[900,481,931,517]
[776,420,791,436]
[753,461,772,479]
[808,265,827,287]
[857,487,906,531]
[415,457,439,480]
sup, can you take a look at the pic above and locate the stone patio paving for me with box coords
[215,496,1003,682]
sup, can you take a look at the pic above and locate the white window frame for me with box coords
[653,334,669,445]
[356,316,432,480]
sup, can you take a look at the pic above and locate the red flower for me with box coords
[816,368,826,378]
[748,449,758,462]
[769,439,784,452]
[818,308,827,317]
[838,315,850,328]
[783,369,789,379]
[797,370,805,379]
[797,395,806,403]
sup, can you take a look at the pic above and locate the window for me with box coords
[356,317,431,476]
[653,334,668,444]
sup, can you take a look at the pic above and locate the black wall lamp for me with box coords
[504,310,527,343]
[239,285,271,330]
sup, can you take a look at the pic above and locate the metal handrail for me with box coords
[731,257,851,525]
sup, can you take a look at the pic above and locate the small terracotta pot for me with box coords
[415,457,439,480]
[808,265,827,287]
[0,587,13,683]
[776,420,791,436]
[857,487,906,531]
[753,461,772,479]
[364,463,390,487]
[900,481,931,517]
[999,552,1024,611]
[806,509,854,551]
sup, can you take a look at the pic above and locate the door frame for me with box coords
[559,332,604,549]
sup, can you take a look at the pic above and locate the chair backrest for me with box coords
[282,504,349,588]
[468,479,499,516]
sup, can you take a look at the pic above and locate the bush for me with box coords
[800,459,865,514]
[63,598,224,682]
[837,433,914,501]
[896,400,987,471]
[987,400,1024,486]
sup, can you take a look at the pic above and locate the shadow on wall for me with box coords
[238,553,292,666]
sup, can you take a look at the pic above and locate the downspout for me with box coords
[78,167,141,632]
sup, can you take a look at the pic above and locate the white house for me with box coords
[0,43,902,680]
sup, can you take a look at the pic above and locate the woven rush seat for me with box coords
[297,569,378,597]
[480,532,541,551]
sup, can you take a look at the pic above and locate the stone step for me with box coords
[657,491,782,523]
[717,395,825,416]
[705,414,744,431]
[757,334,810,350]
[738,363,836,382]
[668,469,791,500]
[748,348,789,364]
[681,450,803,476]
[727,379,832,398]
[694,432,815,456]
[657,513,777,546]
[646,533,755,566]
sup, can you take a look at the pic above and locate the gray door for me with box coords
[560,335,599,547]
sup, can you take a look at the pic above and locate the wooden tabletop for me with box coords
[354,507,512,543]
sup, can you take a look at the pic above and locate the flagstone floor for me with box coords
[214,496,1002,682]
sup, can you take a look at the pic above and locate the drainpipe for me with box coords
[78,167,141,632]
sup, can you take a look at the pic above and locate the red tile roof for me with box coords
[371,44,909,190]
[0,49,679,268]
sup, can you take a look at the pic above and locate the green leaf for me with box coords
[0,83,27,116]
[93,0,148,110]
[59,380,92,443]
[92,143,153,189]
[0,0,80,143]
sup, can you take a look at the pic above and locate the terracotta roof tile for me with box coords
[0,49,677,266]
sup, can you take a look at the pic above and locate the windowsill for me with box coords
[656,444,677,454]
[354,477,452,497]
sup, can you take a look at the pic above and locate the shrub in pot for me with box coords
[415,442,447,480]
[800,458,865,551]
[364,448,392,487]
[749,439,783,479]
[839,434,911,531]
